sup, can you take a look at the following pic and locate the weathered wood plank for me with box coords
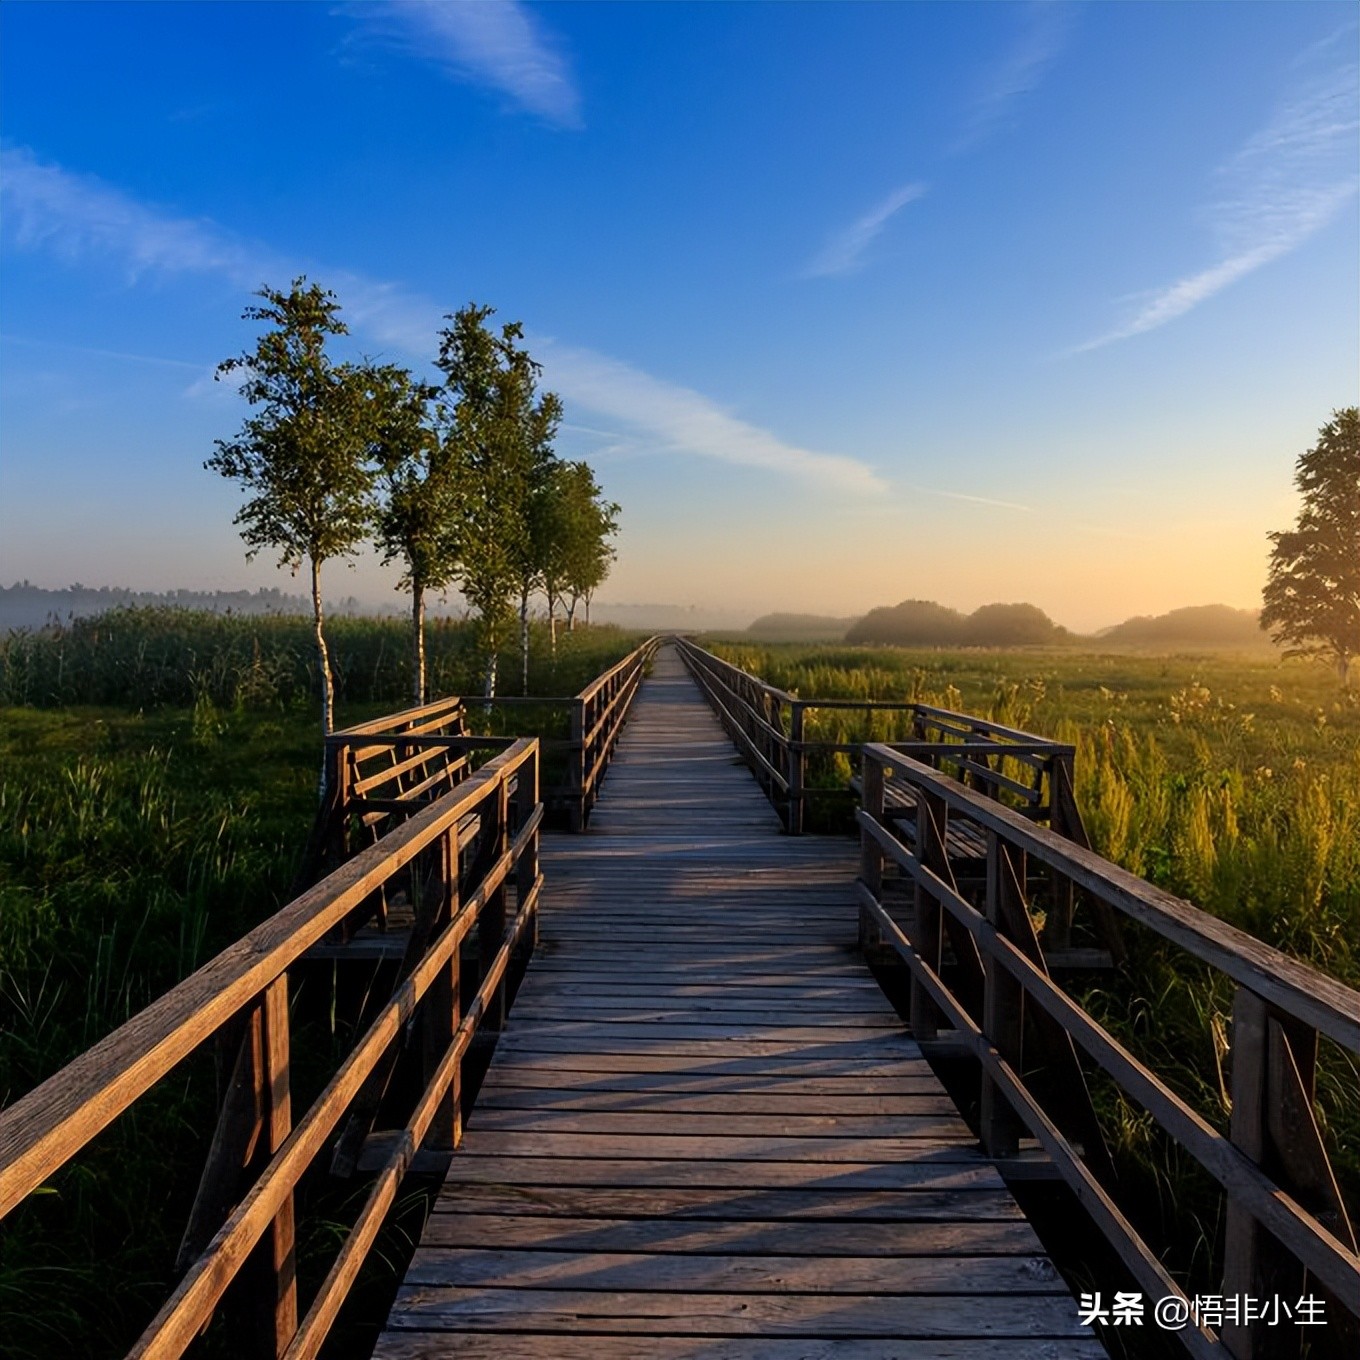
[384,1287,1092,1336]
[401,1248,1069,1293]
[375,644,1093,1356]
[428,1183,1028,1221]
[474,1090,958,1114]
[375,1336,1107,1359]
[419,1213,1044,1254]
[465,1110,970,1139]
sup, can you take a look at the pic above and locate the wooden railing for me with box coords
[0,739,543,1360]
[674,637,1085,840]
[309,636,659,864]
[857,742,1360,1358]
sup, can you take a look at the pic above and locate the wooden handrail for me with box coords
[311,637,661,850]
[0,738,543,1360]
[674,637,1082,838]
[857,742,1360,1353]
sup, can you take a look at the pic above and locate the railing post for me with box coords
[858,753,885,952]
[788,702,805,835]
[910,789,946,1041]
[981,833,1025,1158]
[424,826,462,1151]
[1222,987,1358,1359]
[326,740,350,866]
[569,698,585,832]
[258,976,296,1358]
[516,746,541,954]
[480,775,510,1031]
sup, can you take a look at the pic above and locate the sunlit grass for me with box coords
[703,638,1360,1300]
[0,613,643,1357]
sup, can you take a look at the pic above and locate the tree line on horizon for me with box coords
[748,407,1357,676]
[746,601,1276,649]
[207,280,619,732]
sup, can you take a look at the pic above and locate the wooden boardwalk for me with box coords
[375,645,1102,1358]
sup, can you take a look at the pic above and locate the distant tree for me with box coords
[436,305,555,698]
[845,600,965,646]
[561,465,620,630]
[368,365,450,705]
[509,397,563,695]
[1261,407,1360,685]
[962,602,1064,647]
[206,279,374,734]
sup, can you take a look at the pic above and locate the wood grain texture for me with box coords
[374,645,1097,1356]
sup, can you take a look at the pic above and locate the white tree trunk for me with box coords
[310,555,335,735]
[412,582,426,706]
[520,589,531,695]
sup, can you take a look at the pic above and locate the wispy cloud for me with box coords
[920,487,1033,513]
[954,1,1072,153]
[802,183,928,279]
[0,331,206,371]
[350,0,582,128]
[537,344,886,494]
[0,145,281,286]
[1073,60,1359,353]
[804,4,1068,282]
[0,146,882,494]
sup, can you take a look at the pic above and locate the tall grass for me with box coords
[0,606,642,710]
[0,615,644,1357]
[705,639,1360,1302]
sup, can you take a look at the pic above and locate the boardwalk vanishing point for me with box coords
[374,645,1103,1357]
[8,638,1354,1358]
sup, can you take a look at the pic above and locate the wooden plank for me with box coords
[428,1183,1028,1221]
[375,1336,1107,1359]
[473,1090,959,1114]
[419,1213,1044,1254]
[437,1157,1001,1190]
[376,644,1091,1357]
[401,1249,1069,1293]
[384,1288,1092,1337]
[466,1110,971,1138]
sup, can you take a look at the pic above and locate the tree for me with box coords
[436,305,557,698]
[367,365,453,705]
[509,396,563,695]
[206,279,374,734]
[561,465,620,630]
[1261,407,1360,686]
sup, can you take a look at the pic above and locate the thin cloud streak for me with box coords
[359,0,582,128]
[0,147,882,494]
[0,145,281,287]
[0,331,206,371]
[538,343,887,494]
[954,1,1072,153]
[802,183,928,279]
[919,487,1034,513]
[1073,61,1359,353]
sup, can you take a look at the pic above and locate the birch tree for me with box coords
[206,278,373,735]
[436,305,559,698]
[368,365,452,705]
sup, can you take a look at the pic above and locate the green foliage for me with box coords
[845,598,1068,646]
[0,607,641,710]
[206,279,378,732]
[435,305,560,695]
[0,620,643,1355]
[1262,406,1360,683]
[0,706,317,1357]
[705,637,1360,1294]
[367,365,450,704]
[547,460,619,627]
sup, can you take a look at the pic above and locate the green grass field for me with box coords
[704,638,1360,1309]
[0,612,644,1358]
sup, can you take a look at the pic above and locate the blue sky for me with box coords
[1,1,1356,630]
